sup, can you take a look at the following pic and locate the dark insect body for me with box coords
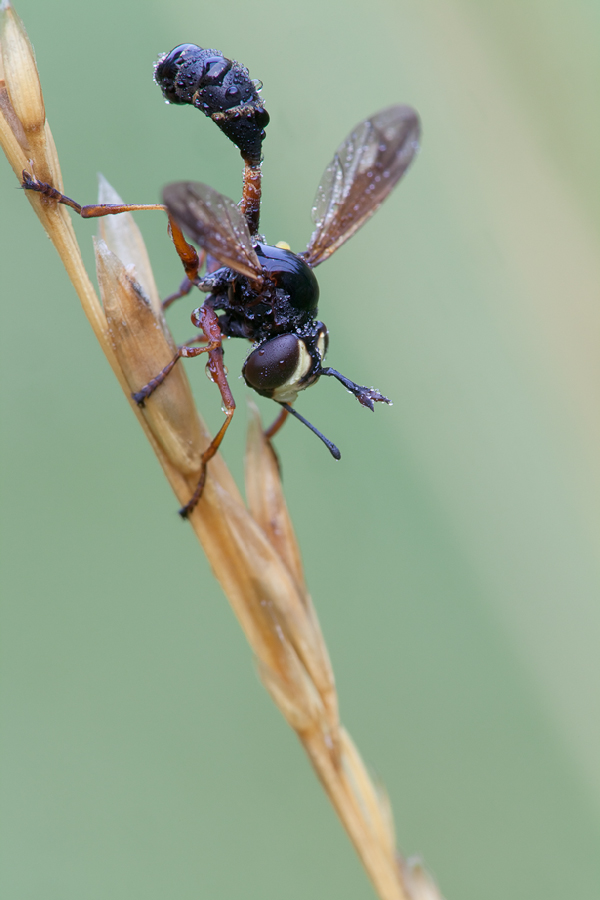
[22,43,420,517]
[155,43,269,166]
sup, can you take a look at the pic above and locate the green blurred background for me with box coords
[1,0,600,897]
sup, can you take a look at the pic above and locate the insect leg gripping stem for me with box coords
[21,170,165,217]
[130,305,235,517]
[21,171,201,292]
[320,367,391,411]
[179,307,236,518]
[131,338,218,407]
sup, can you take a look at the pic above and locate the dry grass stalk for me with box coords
[0,5,444,899]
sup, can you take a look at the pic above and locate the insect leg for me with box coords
[162,277,194,310]
[131,311,219,407]
[259,407,289,474]
[131,353,183,407]
[178,306,236,519]
[22,168,204,298]
[166,215,201,283]
[21,169,164,217]
[264,406,289,440]
[320,367,391,411]
[180,333,210,348]
[162,245,207,310]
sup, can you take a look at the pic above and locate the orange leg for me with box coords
[166,216,201,283]
[21,169,164,217]
[131,306,235,518]
[264,406,289,440]
[262,406,289,474]
[21,168,201,288]
[178,307,236,518]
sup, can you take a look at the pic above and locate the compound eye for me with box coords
[243,334,305,395]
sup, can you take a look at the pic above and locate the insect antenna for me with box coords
[279,403,341,460]
[320,367,391,410]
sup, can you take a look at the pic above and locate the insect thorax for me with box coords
[206,243,321,344]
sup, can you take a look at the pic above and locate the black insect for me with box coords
[22,43,420,517]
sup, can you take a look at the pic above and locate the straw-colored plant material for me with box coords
[0,5,443,899]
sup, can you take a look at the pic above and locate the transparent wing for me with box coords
[303,106,420,267]
[162,181,263,280]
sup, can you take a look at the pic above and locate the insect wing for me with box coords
[163,181,263,280]
[303,106,420,267]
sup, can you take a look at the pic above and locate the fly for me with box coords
[22,42,420,517]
